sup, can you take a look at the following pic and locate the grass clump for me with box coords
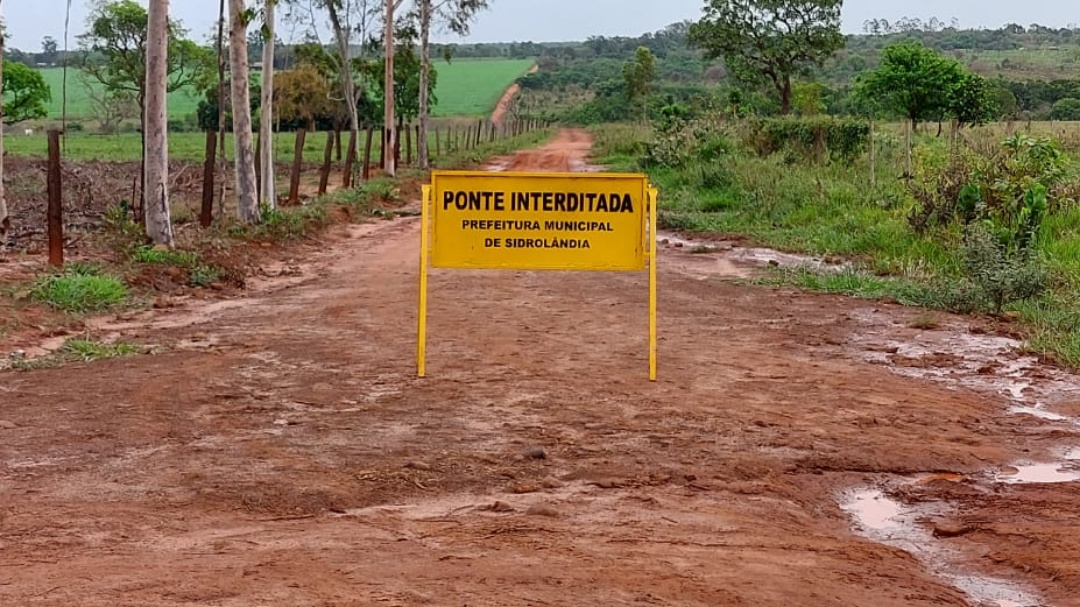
[61,338,141,361]
[132,246,200,266]
[31,268,128,312]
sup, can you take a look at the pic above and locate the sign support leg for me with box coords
[649,187,658,382]
[418,185,431,378]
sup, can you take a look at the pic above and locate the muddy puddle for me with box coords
[657,232,850,281]
[840,306,1080,605]
[843,488,1042,607]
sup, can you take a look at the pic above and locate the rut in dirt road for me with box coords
[1,129,1078,607]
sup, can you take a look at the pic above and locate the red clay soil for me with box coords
[491,64,539,126]
[1,129,1078,606]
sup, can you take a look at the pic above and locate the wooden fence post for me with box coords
[343,130,358,188]
[288,128,306,205]
[319,130,333,195]
[200,130,217,228]
[363,126,374,181]
[47,130,64,268]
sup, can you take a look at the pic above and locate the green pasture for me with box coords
[32,58,535,122]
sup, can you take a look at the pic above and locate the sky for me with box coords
[3,0,1075,52]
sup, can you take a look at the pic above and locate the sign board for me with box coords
[418,171,658,381]
[429,171,648,271]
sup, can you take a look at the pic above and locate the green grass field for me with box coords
[37,68,203,121]
[429,58,536,117]
[34,58,535,122]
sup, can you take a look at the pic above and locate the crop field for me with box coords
[428,58,536,116]
[37,67,203,121]
[34,58,535,123]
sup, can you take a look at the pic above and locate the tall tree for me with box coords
[688,0,844,115]
[79,1,212,134]
[144,0,174,246]
[2,61,51,124]
[79,0,211,208]
[229,0,260,223]
[384,0,397,177]
[855,41,965,176]
[623,46,656,119]
[0,1,7,238]
[41,36,60,65]
[259,0,277,208]
[414,0,489,169]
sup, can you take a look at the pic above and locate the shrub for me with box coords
[959,223,1049,313]
[189,265,222,287]
[744,117,870,164]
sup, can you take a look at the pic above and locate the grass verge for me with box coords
[589,122,1080,367]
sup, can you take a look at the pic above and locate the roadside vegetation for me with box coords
[568,0,1080,367]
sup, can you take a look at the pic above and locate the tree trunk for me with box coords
[326,1,360,181]
[384,0,397,177]
[144,0,174,246]
[229,0,259,223]
[259,0,276,209]
[779,77,793,115]
[0,4,8,239]
[215,0,228,220]
[418,0,431,169]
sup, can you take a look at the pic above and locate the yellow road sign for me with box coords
[418,174,659,381]
[429,171,648,271]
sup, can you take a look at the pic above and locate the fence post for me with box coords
[47,130,64,268]
[200,130,217,228]
[319,130,333,195]
[363,126,374,181]
[343,130,358,188]
[288,128,306,205]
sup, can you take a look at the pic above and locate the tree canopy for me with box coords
[856,41,996,126]
[688,0,844,114]
[78,0,212,110]
[2,60,51,124]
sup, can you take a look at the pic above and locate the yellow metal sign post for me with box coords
[418,171,658,380]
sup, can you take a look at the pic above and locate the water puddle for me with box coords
[842,487,1042,607]
[658,232,849,280]
[997,463,1080,485]
[1007,404,1072,423]
[1064,447,1080,461]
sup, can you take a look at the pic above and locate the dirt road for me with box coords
[1,130,1078,606]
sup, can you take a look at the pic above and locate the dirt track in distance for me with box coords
[491,65,539,125]
[1,129,1078,607]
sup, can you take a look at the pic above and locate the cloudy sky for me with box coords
[3,0,1073,52]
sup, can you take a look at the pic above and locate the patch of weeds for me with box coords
[101,203,146,258]
[31,270,128,312]
[357,177,400,204]
[909,312,942,330]
[689,245,715,254]
[189,264,222,287]
[10,337,143,371]
[61,338,141,361]
[132,246,200,266]
[256,203,330,241]
[759,267,940,307]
